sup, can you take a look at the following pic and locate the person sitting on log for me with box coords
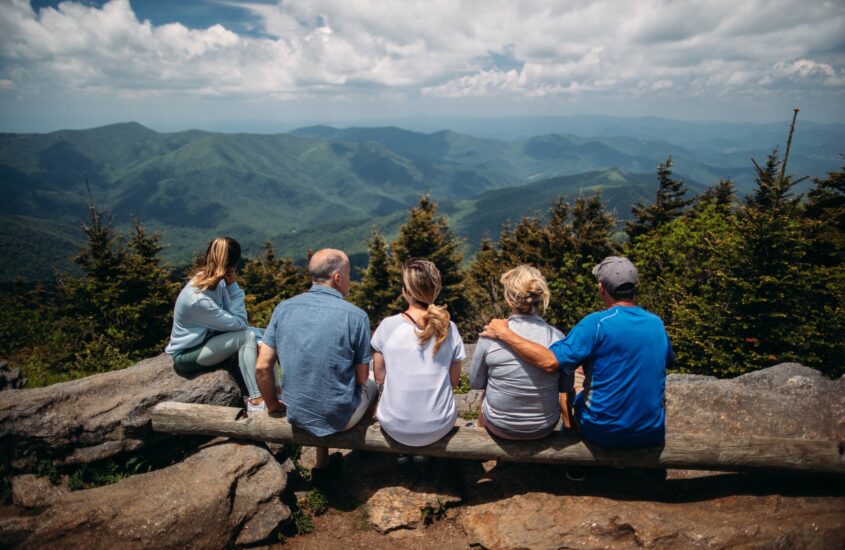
[165,236,265,412]
[480,257,672,449]
[372,258,465,463]
[470,265,565,440]
[255,248,377,478]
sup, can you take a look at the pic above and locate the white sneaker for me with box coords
[247,399,266,413]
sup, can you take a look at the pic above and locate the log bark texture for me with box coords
[152,401,845,474]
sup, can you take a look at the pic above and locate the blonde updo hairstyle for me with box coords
[191,237,241,291]
[402,258,450,353]
[501,265,550,315]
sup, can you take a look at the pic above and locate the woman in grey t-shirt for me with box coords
[470,265,564,439]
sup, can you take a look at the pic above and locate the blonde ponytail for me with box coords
[420,303,450,354]
[402,258,450,354]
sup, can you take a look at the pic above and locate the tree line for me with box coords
[2,137,843,386]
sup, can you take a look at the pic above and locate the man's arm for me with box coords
[256,344,284,413]
[479,318,559,373]
[355,362,369,385]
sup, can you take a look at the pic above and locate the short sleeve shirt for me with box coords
[549,306,672,448]
[470,314,564,434]
[372,314,465,446]
[263,285,372,436]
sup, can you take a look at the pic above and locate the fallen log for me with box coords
[152,401,845,474]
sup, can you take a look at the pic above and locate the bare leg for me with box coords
[314,447,330,469]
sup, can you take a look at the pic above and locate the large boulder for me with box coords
[666,363,845,440]
[458,364,845,549]
[460,488,845,549]
[0,440,290,549]
[0,354,242,467]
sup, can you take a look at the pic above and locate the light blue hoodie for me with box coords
[165,279,248,354]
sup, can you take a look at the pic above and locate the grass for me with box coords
[420,497,448,526]
[460,406,480,421]
[453,372,471,394]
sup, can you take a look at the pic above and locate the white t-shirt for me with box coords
[372,314,466,447]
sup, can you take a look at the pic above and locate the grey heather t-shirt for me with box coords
[470,314,564,434]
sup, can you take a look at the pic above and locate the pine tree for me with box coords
[391,195,468,322]
[571,192,617,261]
[113,219,180,357]
[804,164,845,265]
[626,156,692,242]
[240,241,309,326]
[498,216,550,269]
[462,236,507,335]
[56,207,180,377]
[747,148,802,213]
[698,178,736,211]
[349,229,397,329]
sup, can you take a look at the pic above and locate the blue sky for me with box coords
[2,0,844,132]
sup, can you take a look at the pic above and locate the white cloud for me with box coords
[0,0,843,115]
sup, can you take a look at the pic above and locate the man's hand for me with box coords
[479,318,511,340]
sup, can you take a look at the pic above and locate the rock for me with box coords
[310,448,463,533]
[367,486,461,534]
[0,440,290,548]
[0,361,26,391]
[460,490,845,550]
[460,343,476,375]
[0,354,242,468]
[454,390,483,418]
[666,362,845,440]
[10,474,71,508]
[457,364,845,549]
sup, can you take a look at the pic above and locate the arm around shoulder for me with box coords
[480,318,559,373]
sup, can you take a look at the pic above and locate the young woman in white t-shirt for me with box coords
[371,259,465,457]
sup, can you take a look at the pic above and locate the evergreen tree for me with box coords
[462,236,507,335]
[349,229,397,329]
[633,200,741,370]
[571,192,617,261]
[698,178,736,211]
[626,156,692,242]
[50,207,180,379]
[646,142,843,377]
[391,195,468,323]
[113,219,180,357]
[498,216,550,269]
[804,164,845,265]
[240,241,309,327]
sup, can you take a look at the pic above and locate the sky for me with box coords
[1,0,844,133]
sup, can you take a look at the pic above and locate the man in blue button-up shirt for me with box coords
[256,249,376,471]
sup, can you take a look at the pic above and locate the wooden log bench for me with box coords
[151,401,845,474]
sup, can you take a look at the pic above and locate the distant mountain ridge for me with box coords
[1,118,840,281]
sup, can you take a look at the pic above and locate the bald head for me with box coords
[308,248,349,285]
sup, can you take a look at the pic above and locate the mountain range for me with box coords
[1,116,842,281]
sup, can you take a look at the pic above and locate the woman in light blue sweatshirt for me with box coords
[165,237,264,410]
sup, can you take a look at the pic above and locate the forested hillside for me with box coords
[3,118,841,280]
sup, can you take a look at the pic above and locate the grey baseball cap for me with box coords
[592,256,638,298]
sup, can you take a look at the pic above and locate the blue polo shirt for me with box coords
[550,306,671,448]
[263,285,372,436]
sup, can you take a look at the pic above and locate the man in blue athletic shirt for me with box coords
[480,257,672,448]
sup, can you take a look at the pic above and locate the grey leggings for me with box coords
[172,329,260,398]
